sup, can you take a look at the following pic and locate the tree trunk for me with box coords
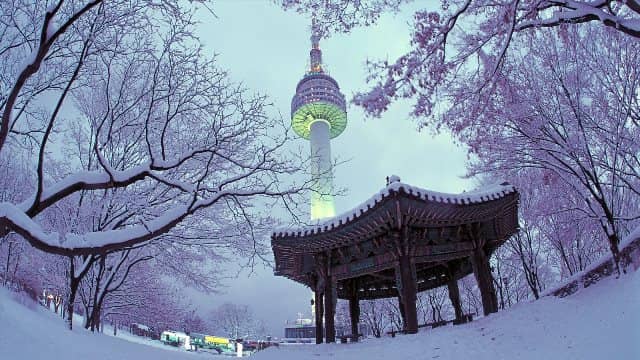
[11,250,20,286]
[557,242,574,276]
[88,257,106,331]
[82,303,91,329]
[66,280,79,330]
[66,257,85,330]
[89,305,100,331]
[527,271,540,300]
[54,296,61,314]
[98,311,103,333]
[497,278,505,310]
[607,232,623,275]
[4,240,12,286]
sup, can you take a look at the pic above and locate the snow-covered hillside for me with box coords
[1,269,638,360]
[0,288,210,360]
[255,271,640,360]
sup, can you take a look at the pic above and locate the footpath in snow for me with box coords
[255,270,640,360]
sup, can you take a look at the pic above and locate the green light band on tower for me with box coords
[291,102,347,140]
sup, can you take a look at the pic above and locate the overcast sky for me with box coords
[189,0,470,337]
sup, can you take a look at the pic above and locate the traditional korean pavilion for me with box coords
[271,177,519,343]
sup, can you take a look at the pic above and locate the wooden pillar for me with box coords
[396,255,418,334]
[348,279,360,341]
[447,276,464,323]
[314,289,324,344]
[348,296,360,340]
[314,254,328,344]
[397,295,406,330]
[324,276,336,343]
[471,247,498,316]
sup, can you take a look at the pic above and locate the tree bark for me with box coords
[66,278,79,330]
[4,240,12,286]
[607,231,623,275]
[90,305,102,332]
[66,256,94,330]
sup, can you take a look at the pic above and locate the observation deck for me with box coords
[291,73,347,140]
[290,27,347,140]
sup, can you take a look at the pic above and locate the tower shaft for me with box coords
[309,120,335,220]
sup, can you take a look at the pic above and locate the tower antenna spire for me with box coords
[309,17,323,73]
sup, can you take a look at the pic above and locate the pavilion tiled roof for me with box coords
[273,179,517,240]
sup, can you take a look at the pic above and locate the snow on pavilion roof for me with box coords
[273,178,517,239]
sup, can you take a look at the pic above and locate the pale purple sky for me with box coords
[189,0,469,337]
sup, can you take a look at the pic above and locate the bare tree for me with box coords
[459,275,482,317]
[210,303,258,339]
[0,1,307,257]
[463,28,640,272]
[417,288,450,324]
[541,211,606,278]
[359,299,389,338]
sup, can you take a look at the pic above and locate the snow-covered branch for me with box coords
[0,0,307,259]
[517,1,640,37]
[0,0,103,153]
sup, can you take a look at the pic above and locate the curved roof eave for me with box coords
[273,180,518,240]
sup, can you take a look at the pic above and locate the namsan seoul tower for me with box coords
[291,21,347,221]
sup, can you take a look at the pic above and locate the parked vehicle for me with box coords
[160,330,189,347]
[184,332,235,353]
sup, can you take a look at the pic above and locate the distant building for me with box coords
[284,325,315,340]
[284,318,372,342]
[283,317,315,343]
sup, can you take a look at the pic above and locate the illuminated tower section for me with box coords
[291,26,347,221]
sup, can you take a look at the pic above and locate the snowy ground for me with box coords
[1,270,638,360]
[0,288,219,360]
[255,270,640,360]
